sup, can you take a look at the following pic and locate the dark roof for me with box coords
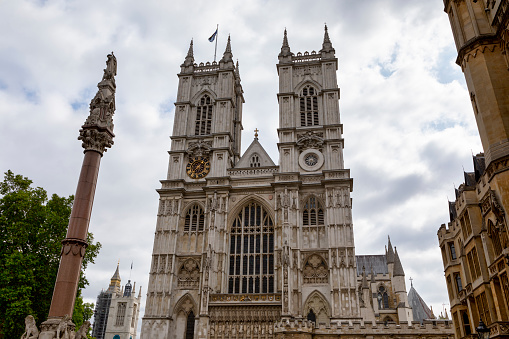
[408,285,434,323]
[464,171,476,187]
[449,201,457,222]
[356,255,388,276]
[393,248,405,277]
[473,153,485,181]
[386,237,395,264]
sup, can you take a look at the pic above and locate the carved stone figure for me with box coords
[56,315,72,339]
[74,321,90,339]
[21,315,39,339]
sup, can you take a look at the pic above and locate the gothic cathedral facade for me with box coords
[140,28,428,339]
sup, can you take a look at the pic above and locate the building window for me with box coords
[115,302,127,326]
[475,292,491,325]
[184,205,205,233]
[377,285,389,309]
[178,259,200,288]
[461,311,471,335]
[449,242,457,260]
[300,85,319,126]
[454,273,463,293]
[195,95,213,135]
[228,202,274,294]
[307,309,316,324]
[185,310,195,339]
[488,220,504,257]
[250,154,261,167]
[467,247,481,280]
[302,196,324,227]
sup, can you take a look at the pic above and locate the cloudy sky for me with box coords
[0,0,481,330]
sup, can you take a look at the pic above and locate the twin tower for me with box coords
[139,27,415,339]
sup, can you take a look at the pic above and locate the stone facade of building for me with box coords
[140,27,453,339]
[438,1,509,338]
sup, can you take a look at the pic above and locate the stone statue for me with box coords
[21,315,39,339]
[74,321,90,339]
[56,315,71,339]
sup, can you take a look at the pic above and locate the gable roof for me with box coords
[408,284,434,323]
[235,138,276,168]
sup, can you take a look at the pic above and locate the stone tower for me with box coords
[104,278,142,339]
[140,28,434,339]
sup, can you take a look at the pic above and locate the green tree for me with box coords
[0,171,101,338]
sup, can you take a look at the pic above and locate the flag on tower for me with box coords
[208,28,218,42]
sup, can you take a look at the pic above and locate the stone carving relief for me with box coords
[296,131,324,151]
[303,254,328,284]
[178,259,200,288]
[187,140,212,158]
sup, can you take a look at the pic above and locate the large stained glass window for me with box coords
[228,202,274,294]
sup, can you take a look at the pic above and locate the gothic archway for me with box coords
[303,290,331,326]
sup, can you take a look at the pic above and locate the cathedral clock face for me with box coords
[186,156,211,179]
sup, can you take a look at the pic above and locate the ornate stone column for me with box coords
[36,53,117,339]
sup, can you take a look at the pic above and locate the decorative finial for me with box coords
[279,28,293,58]
[320,24,335,56]
[220,35,233,63]
[182,39,195,67]
[409,277,413,287]
[78,52,117,155]
[254,128,259,139]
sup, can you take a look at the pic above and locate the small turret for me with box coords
[107,263,121,293]
[278,28,293,62]
[320,24,335,58]
[182,39,194,67]
[219,35,234,67]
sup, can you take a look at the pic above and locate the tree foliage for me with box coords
[0,171,101,338]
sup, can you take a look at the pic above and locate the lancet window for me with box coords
[377,285,389,309]
[302,196,324,227]
[115,302,127,326]
[185,311,195,339]
[488,220,505,257]
[228,202,274,294]
[195,95,213,135]
[184,205,205,233]
[300,85,319,126]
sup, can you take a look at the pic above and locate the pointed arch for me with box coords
[303,290,331,326]
[190,89,217,104]
[227,198,275,294]
[377,284,390,309]
[173,293,197,317]
[294,79,323,94]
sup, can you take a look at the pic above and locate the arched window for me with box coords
[184,205,205,233]
[300,85,319,127]
[185,310,195,339]
[250,154,261,167]
[195,95,213,135]
[228,201,274,294]
[302,196,324,227]
[377,285,389,309]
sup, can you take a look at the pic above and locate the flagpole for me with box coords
[214,24,218,62]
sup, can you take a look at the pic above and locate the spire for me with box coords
[393,247,405,276]
[320,24,335,57]
[235,59,240,77]
[107,262,121,293]
[386,236,395,264]
[279,28,293,59]
[220,35,233,63]
[182,39,194,66]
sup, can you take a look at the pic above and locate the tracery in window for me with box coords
[377,285,389,309]
[250,154,261,167]
[228,201,274,294]
[195,95,213,135]
[178,259,200,288]
[302,196,324,227]
[303,254,328,284]
[303,291,330,326]
[184,205,205,233]
[300,85,319,127]
[115,302,127,326]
